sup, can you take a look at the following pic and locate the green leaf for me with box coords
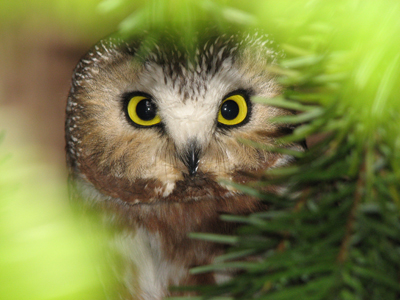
[188,233,239,245]
[253,96,319,112]
[272,108,325,124]
[214,249,258,263]
[280,55,324,69]
[258,276,335,300]
[190,261,257,274]
[352,266,400,292]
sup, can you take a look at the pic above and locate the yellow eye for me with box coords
[127,95,161,126]
[218,94,248,126]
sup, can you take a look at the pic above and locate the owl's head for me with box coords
[65,33,302,208]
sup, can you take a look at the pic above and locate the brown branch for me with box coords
[337,160,365,263]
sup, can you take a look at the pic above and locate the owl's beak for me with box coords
[182,141,201,176]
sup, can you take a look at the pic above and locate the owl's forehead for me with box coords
[135,59,240,105]
[125,36,274,106]
[129,37,242,102]
[74,33,279,106]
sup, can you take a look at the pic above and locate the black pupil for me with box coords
[221,100,239,120]
[136,99,156,121]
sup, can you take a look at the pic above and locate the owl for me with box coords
[65,32,304,299]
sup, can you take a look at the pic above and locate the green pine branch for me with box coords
[154,1,400,299]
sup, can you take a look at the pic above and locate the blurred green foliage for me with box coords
[0,134,116,300]
[0,0,137,42]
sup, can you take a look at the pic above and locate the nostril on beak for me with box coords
[183,141,200,176]
[188,149,199,176]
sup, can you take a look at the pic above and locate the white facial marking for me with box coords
[160,98,217,150]
[162,181,176,197]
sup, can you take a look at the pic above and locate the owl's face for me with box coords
[66,35,300,207]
